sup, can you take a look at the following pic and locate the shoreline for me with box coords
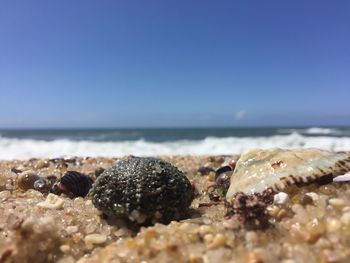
[1,155,350,262]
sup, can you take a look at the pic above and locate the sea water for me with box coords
[0,127,350,160]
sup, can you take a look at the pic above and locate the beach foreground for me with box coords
[1,155,350,262]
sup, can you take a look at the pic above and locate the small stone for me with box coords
[299,194,314,206]
[84,220,98,234]
[319,185,336,195]
[113,227,130,237]
[57,256,75,263]
[276,208,288,220]
[340,212,350,226]
[291,204,303,214]
[179,222,190,230]
[326,218,341,232]
[143,229,156,242]
[203,233,214,244]
[73,197,85,205]
[322,249,340,263]
[66,225,79,234]
[199,225,213,235]
[37,193,64,209]
[267,205,280,217]
[328,198,345,208]
[197,166,214,176]
[0,190,11,202]
[342,206,350,213]
[207,233,226,249]
[207,173,216,182]
[222,219,240,230]
[85,200,93,206]
[84,233,107,245]
[59,244,71,253]
[281,260,296,263]
[35,160,50,169]
[273,192,289,205]
[305,218,325,239]
[247,248,265,263]
[245,231,258,245]
[305,192,319,202]
[12,166,29,174]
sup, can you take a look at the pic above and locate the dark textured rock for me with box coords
[90,157,194,224]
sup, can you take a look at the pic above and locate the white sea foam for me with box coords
[278,127,345,136]
[304,127,341,135]
[1,133,350,160]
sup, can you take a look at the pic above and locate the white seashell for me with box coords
[273,192,290,205]
[333,172,350,182]
[226,148,350,199]
[37,193,64,209]
[84,233,107,245]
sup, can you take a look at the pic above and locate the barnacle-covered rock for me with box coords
[90,157,194,224]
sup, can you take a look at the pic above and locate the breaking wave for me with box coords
[1,132,350,160]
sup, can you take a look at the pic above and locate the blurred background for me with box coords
[0,0,349,159]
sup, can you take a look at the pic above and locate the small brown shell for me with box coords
[17,172,42,191]
[16,172,51,193]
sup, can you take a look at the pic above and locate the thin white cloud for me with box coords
[234,110,246,120]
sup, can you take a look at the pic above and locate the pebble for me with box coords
[267,205,280,217]
[326,218,341,232]
[203,233,214,244]
[291,204,303,214]
[37,193,64,209]
[57,256,75,263]
[273,192,289,205]
[12,166,29,173]
[73,197,85,205]
[305,218,325,238]
[245,231,258,245]
[222,219,240,230]
[328,198,345,208]
[85,200,93,206]
[0,190,11,202]
[342,206,350,213]
[305,192,319,202]
[66,225,79,234]
[60,244,71,253]
[199,225,214,235]
[84,233,107,245]
[207,233,226,249]
[276,208,288,220]
[85,220,98,234]
[281,260,296,263]
[340,212,350,226]
[35,160,50,169]
[299,194,314,206]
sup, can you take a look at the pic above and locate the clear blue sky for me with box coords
[0,0,349,128]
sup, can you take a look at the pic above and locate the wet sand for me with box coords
[1,155,350,263]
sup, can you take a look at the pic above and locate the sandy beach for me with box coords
[0,155,350,263]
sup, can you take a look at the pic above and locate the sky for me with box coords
[0,0,349,128]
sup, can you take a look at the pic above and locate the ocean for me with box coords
[1,127,350,160]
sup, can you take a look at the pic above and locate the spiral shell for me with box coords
[17,172,42,191]
[51,171,93,197]
[16,172,51,193]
